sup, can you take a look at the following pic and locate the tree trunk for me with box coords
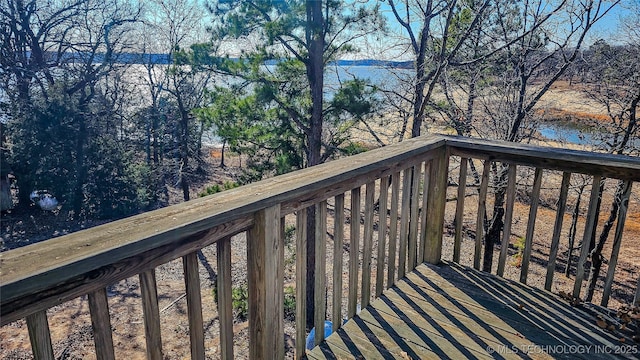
[411,55,427,138]
[220,140,226,168]
[0,176,12,211]
[304,0,324,331]
[584,181,625,302]
[176,93,191,202]
[565,185,585,277]
[73,116,87,217]
[482,165,508,272]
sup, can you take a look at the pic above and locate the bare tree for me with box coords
[0,0,141,216]
[580,8,640,301]
[386,0,491,137]
[449,0,620,272]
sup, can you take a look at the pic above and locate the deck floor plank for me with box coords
[309,262,632,359]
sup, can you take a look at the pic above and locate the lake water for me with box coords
[205,65,632,148]
[539,123,639,148]
[539,125,595,144]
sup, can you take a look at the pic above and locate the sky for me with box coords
[376,0,631,47]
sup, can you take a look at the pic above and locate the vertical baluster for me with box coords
[474,160,491,270]
[26,310,54,360]
[498,164,517,277]
[408,165,421,271]
[573,175,602,299]
[418,161,431,264]
[453,158,468,263]
[139,269,163,360]
[183,252,205,360]
[520,168,543,284]
[545,172,571,290]
[248,205,283,359]
[376,176,389,297]
[295,210,308,359]
[361,182,375,308]
[601,181,633,307]
[424,149,449,265]
[217,237,234,360]
[634,276,640,307]
[88,288,115,360]
[398,168,412,278]
[333,195,345,331]
[348,188,361,318]
[387,172,401,288]
[314,201,327,346]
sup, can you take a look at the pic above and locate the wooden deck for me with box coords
[308,261,636,360]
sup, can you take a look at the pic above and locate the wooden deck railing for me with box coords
[445,137,640,307]
[1,135,639,359]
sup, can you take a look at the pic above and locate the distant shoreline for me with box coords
[37,51,415,68]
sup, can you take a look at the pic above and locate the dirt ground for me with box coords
[2,91,640,358]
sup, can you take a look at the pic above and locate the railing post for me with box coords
[295,209,308,359]
[474,160,491,271]
[453,158,468,264]
[247,205,283,359]
[520,168,543,284]
[601,181,633,307]
[139,269,163,360]
[635,276,640,308]
[88,288,115,360]
[217,237,234,360]
[497,164,517,277]
[424,147,449,264]
[26,310,54,360]
[573,175,602,299]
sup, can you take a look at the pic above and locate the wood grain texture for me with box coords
[573,175,603,299]
[375,176,389,298]
[314,201,328,346]
[2,217,252,326]
[5,134,639,329]
[520,168,543,285]
[418,162,431,265]
[361,182,375,308]
[545,172,571,291]
[398,168,412,278]
[88,288,115,360]
[474,160,491,270]
[247,205,283,359]
[295,210,308,360]
[333,195,345,331]
[348,188,361,319]
[183,252,205,360]
[1,136,445,313]
[635,277,640,307]
[446,136,640,181]
[139,269,162,360]
[601,181,633,307]
[424,148,449,265]
[217,237,234,360]
[387,172,401,288]
[309,261,630,359]
[497,165,517,277]
[26,311,54,360]
[408,165,421,271]
[453,158,468,264]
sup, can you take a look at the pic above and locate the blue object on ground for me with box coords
[305,320,334,350]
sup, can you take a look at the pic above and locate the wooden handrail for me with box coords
[445,135,639,308]
[0,135,446,325]
[445,136,640,181]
